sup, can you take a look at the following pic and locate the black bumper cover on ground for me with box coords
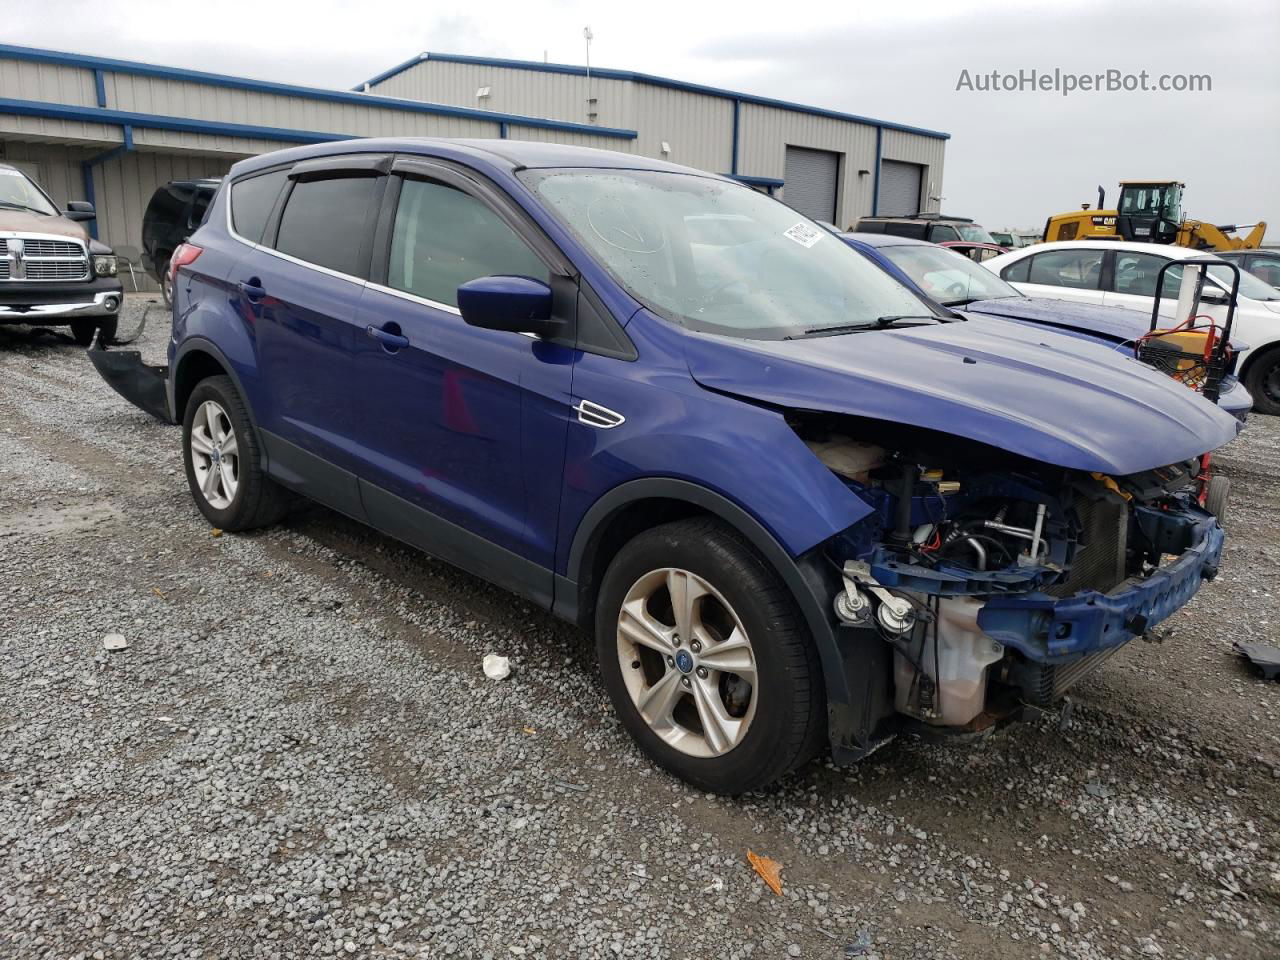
[87,347,172,423]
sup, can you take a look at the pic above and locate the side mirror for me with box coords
[457,275,562,338]
[1199,287,1230,306]
[64,200,96,222]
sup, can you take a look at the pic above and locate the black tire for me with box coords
[1244,349,1280,416]
[160,255,174,308]
[1205,474,1230,527]
[594,517,826,795]
[181,374,290,531]
[70,320,98,346]
[96,317,119,347]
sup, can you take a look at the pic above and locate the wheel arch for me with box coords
[559,478,858,716]
[170,338,259,435]
[1237,340,1280,383]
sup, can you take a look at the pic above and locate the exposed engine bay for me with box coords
[792,413,1225,733]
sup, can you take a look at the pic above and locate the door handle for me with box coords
[366,324,410,350]
[239,280,266,302]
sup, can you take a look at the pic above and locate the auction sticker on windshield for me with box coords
[783,222,824,248]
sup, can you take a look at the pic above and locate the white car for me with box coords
[984,240,1280,414]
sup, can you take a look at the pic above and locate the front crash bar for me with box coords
[977,513,1223,662]
[87,346,172,423]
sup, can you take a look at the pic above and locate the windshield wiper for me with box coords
[0,200,49,215]
[787,315,939,339]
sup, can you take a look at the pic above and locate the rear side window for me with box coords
[928,224,960,242]
[188,187,214,229]
[275,176,378,277]
[145,183,194,225]
[1001,257,1031,283]
[1026,249,1104,289]
[885,221,927,240]
[230,169,289,245]
[856,220,886,234]
[387,178,548,307]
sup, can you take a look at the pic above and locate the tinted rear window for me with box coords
[274,176,377,277]
[230,169,289,245]
[146,183,193,224]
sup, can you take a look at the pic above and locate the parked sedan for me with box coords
[841,232,1252,421]
[1214,248,1280,292]
[984,240,1280,414]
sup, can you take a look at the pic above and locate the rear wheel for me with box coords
[160,255,174,308]
[594,517,825,794]
[1244,350,1280,416]
[182,375,290,531]
[1205,474,1230,527]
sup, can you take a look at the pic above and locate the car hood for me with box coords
[0,209,86,240]
[684,315,1240,475]
[965,296,1252,350]
[964,296,1153,341]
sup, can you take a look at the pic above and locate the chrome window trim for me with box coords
[225,174,367,290]
[364,280,462,317]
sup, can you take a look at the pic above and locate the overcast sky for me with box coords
[12,0,1280,231]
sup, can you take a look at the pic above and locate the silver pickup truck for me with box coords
[1,163,123,345]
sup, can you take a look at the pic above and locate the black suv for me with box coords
[142,178,220,305]
[854,213,995,245]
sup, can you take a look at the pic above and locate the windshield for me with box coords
[1209,263,1280,302]
[880,243,1021,305]
[1119,183,1182,221]
[0,168,58,216]
[521,168,940,338]
[956,223,995,243]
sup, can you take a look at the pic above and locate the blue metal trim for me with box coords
[364,51,950,141]
[2,96,353,145]
[725,173,784,189]
[353,53,427,91]
[0,43,637,140]
[93,68,107,107]
[871,126,883,217]
[80,123,134,239]
[730,99,740,176]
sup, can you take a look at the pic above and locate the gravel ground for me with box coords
[2,296,1277,960]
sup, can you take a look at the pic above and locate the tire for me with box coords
[70,320,98,346]
[96,317,118,347]
[1244,349,1280,416]
[594,516,826,795]
[182,374,290,531]
[1204,474,1230,527]
[160,255,174,308]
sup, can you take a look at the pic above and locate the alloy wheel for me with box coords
[615,567,757,758]
[189,399,239,509]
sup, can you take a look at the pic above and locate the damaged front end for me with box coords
[796,414,1223,741]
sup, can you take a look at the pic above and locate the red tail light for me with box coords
[169,242,203,280]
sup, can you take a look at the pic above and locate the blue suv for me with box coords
[92,139,1239,794]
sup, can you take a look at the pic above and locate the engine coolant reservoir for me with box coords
[894,596,1004,726]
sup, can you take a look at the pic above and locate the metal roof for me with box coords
[358,51,951,141]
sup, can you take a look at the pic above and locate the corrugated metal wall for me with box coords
[0,141,93,209]
[738,102,879,229]
[373,60,634,130]
[881,128,946,214]
[632,85,733,174]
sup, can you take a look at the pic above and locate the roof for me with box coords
[227,136,732,181]
[0,43,638,141]
[839,231,923,248]
[359,51,950,141]
[991,239,1229,262]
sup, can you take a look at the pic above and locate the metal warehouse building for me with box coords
[357,53,949,227]
[0,43,947,290]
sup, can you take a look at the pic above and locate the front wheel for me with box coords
[1245,350,1280,416]
[594,517,825,794]
[70,318,116,346]
[1204,474,1230,527]
[182,375,290,531]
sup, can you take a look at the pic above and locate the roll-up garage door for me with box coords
[877,160,923,217]
[782,147,839,222]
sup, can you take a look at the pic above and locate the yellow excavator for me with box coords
[1044,181,1266,251]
